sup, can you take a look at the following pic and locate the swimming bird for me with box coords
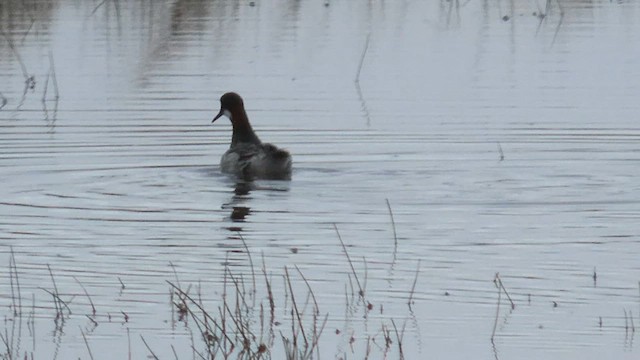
[211,92,292,180]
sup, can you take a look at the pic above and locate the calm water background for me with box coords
[1,0,640,359]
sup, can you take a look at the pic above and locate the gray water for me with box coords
[2,0,640,359]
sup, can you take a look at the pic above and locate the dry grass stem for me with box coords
[238,232,257,300]
[495,273,515,310]
[491,274,503,343]
[385,199,398,247]
[334,224,365,298]
[408,260,421,308]
[390,319,406,360]
[74,276,96,316]
[80,327,95,360]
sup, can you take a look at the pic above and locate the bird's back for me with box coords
[221,142,292,180]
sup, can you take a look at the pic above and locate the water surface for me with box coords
[1,0,640,359]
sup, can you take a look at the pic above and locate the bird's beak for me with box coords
[212,109,232,123]
[212,109,224,123]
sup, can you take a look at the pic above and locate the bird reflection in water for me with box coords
[230,206,250,221]
[222,182,253,228]
[222,180,291,233]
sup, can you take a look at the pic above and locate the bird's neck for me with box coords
[231,108,261,146]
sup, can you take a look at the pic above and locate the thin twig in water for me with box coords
[20,17,36,44]
[0,92,7,110]
[80,327,95,360]
[0,332,10,358]
[407,260,421,308]
[495,273,515,310]
[48,51,59,100]
[284,266,309,349]
[238,232,257,300]
[30,293,35,349]
[171,344,179,360]
[490,275,502,343]
[308,313,329,359]
[10,247,22,317]
[169,261,181,289]
[354,32,372,125]
[140,335,160,360]
[390,319,405,360]
[42,64,50,103]
[74,276,96,316]
[91,0,109,15]
[355,33,371,85]
[625,309,629,335]
[363,256,368,303]
[127,327,131,360]
[334,224,364,298]
[294,265,319,315]
[497,142,504,161]
[550,0,565,47]
[261,253,275,328]
[86,315,98,327]
[386,199,398,247]
[166,281,235,344]
[47,264,63,317]
[0,29,32,84]
[171,344,180,360]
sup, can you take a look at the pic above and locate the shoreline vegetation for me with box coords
[2,206,421,359]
